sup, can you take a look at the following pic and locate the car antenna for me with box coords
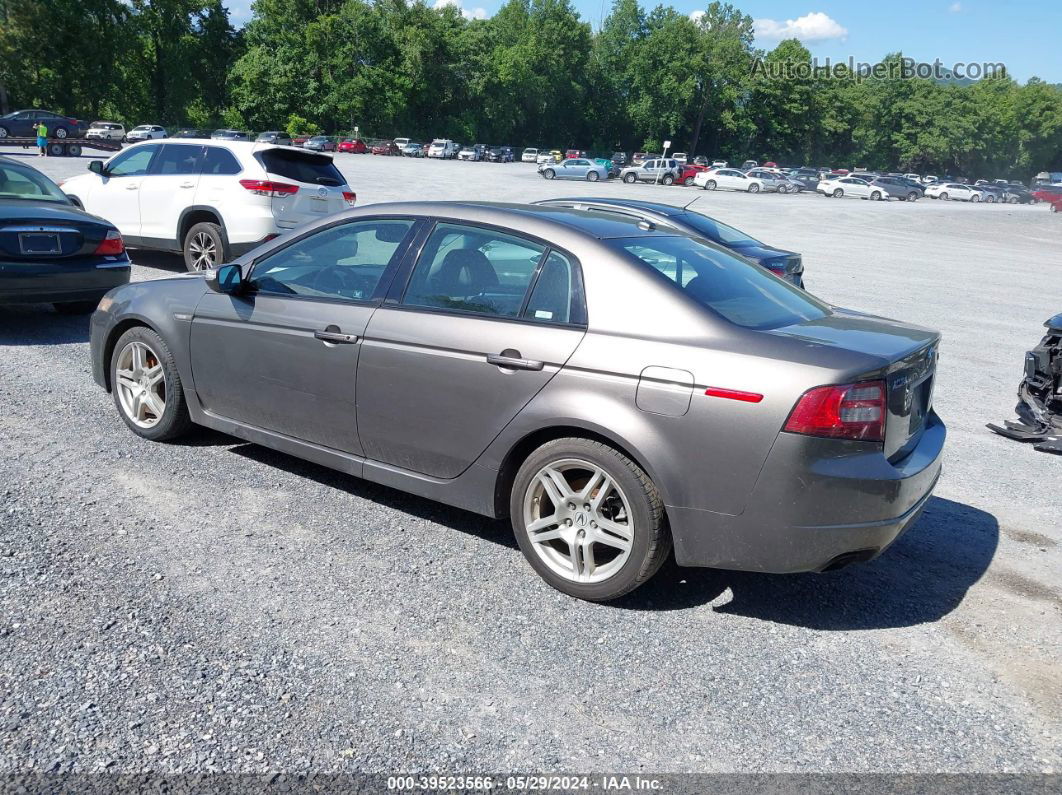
[683,195,701,211]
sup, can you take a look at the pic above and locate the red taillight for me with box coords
[342,190,356,207]
[93,229,124,256]
[783,380,887,442]
[238,179,299,197]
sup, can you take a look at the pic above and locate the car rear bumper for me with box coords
[667,413,945,573]
[0,260,130,304]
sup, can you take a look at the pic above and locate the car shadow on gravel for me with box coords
[230,443,520,550]
[614,496,999,629]
[130,251,186,271]
[0,304,90,345]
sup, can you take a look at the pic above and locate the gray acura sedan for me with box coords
[89,202,944,601]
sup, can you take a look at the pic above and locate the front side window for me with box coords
[252,219,415,302]
[608,235,829,330]
[403,223,547,318]
[106,145,158,177]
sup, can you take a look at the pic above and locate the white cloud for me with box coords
[689,10,704,24]
[433,0,488,20]
[753,12,848,43]
[949,2,962,12]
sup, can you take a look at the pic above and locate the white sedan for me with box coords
[924,182,985,202]
[817,176,891,201]
[693,168,767,193]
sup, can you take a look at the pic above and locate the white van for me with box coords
[428,139,459,159]
[393,137,411,149]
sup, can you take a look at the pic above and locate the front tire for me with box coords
[907,191,919,202]
[623,173,636,184]
[542,169,555,180]
[510,438,671,602]
[971,194,980,203]
[870,190,882,201]
[683,176,695,187]
[182,221,227,272]
[54,127,68,139]
[748,183,760,193]
[0,126,9,139]
[110,326,192,442]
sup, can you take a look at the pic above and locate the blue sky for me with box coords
[225,0,1060,83]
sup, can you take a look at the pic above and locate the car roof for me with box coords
[358,201,683,240]
[534,197,689,218]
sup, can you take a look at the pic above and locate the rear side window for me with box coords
[609,236,828,330]
[404,223,545,317]
[254,149,344,186]
[201,147,242,175]
[154,144,202,175]
[0,163,68,203]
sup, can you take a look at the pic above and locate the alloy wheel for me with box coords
[114,341,167,429]
[522,459,634,584]
[188,231,217,270]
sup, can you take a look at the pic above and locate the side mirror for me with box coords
[205,263,243,295]
[88,160,105,175]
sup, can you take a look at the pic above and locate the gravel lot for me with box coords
[1,150,1060,776]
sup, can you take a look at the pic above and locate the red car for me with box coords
[338,138,367,154]
[677,163,708,186]
[292,135,309,146]
[565,149,588,159]
[372,140,400,156]
[1032,185,1062,203]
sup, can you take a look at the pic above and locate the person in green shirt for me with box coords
[33,122,49,156]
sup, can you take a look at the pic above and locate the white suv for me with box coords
[61,140,356,271]
[427,139,459,159]
[126,125,168,142]
[86,122,125,141]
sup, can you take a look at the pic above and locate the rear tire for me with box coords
[587,171,600,182]
[182,221,227,272]
[940,192,949,200]
[54,127,68,139]
[703,179,716,191]
[661,174,675,185]
[0,126,9,139]
[510,437,671,602]
[53,301,98,315]
[109,326,193,442]
[833,188,843,198]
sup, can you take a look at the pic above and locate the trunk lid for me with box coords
[768,309,940,458]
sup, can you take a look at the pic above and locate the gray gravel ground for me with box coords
[1,151,1060,776]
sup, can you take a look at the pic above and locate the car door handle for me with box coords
[179,182,195,189]
[314,330,359,344]
[487,352,544,371]
[125,184,139,190]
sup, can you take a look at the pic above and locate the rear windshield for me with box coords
[675,212,761,247]
[255,148,344,186]
[608,236,828,330]
[0,162,70,203]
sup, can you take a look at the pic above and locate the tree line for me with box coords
[1,0,1060,178]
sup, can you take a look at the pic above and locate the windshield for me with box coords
[608,235,828,330]
[676,212,761,247]
[0,162,70,204]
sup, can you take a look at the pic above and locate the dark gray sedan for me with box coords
[89,202,944,601]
